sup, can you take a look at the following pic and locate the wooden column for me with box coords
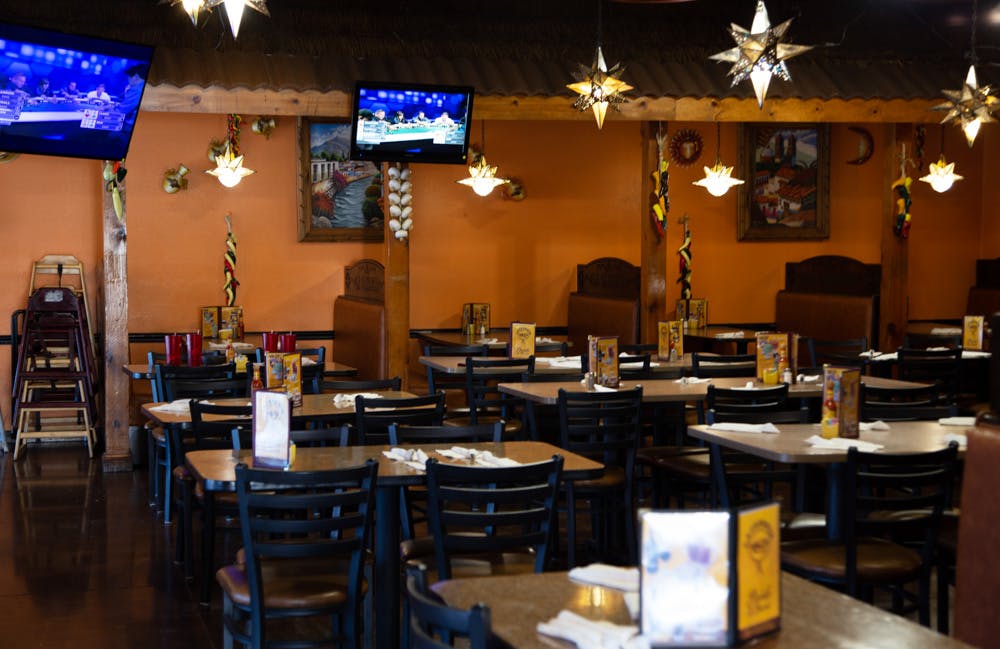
[879,124,910,351]
[385,163,410,388]
[640,122,668,342]
[102,168,131,472]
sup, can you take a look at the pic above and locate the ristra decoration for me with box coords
[709,0,812,108]
[650,126,669,240]
[223,213,239,306]
[676,213,692,300]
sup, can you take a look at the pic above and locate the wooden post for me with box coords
[879,124,910,351]
[385,162,410,388]
[640,122,668,343]
[102,166,131,472]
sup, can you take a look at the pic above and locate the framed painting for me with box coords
[737,123,830,241]
[297,117,384,242]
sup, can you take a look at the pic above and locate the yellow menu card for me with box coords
[737,502,781,641]
[283,352,302,408]
[588,335,619,388]
[964,315,985,350]
[658,320,684,361]
[509,322,536,359]
[820,365,860,439]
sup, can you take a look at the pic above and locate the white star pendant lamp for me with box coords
[206,142,255,188]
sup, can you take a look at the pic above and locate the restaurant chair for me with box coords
[780,443,959,626]
[619,343,657,355]
[557,386,642,567]
[389,422,503,540]
[804,336,869,369]
[301,360,326,394]
[860,383,957,421]
[352,392,446,445]
[291,425,351,448]
[531,339,569,356]
[518,371,585,443]
[405,562,491,649]
[422,343,488,412]
[297,345,327,364]
[173,400,252,586]
[953,421,1000,646]
[453,356,535,438]
[903,331,962,350]
[321,376,402,393]
[217,460,377,649]
[896,347,963,408]
[618,352,652,379]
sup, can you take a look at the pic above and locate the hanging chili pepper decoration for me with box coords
[677,212,692,299]
[650,126,669,239]
[223,213,239,306]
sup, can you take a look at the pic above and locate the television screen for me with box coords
[0,22,154,161]
[349,80,474,165]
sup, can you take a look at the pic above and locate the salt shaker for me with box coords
[782,368,792,384]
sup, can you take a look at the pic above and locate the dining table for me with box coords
[419,353,691,378]
[414,330,570,353]
[433,570,972,649]
[682,325,761,354]
[122,360,359,382]
[184,441,604,649]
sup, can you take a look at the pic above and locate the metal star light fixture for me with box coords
[693,123,744,197]
[709,0,812,108]
[567,0,633,129]
[164,0,269,39]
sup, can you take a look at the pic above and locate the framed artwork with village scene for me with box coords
[297,118,384,242]
[737,123,830,241]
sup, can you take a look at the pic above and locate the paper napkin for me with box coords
[674,376,711,384]
[147,399,196,414]
[859,421,890,431]
[332,392,383,408]
[708,422,779,434]
[939,416,976,427]
[568,563,639,592]
[436,446,520,467]
[942,432,968,447]
[382,447,429,472]
[806,435,884,452]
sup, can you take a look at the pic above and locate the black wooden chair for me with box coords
[422,343,488,412]
[352,392,446,445]
[897,347,963,408]
[804,336,869,369]
[861,383,957,422]
[454,356,535,438]
[321,377,402,393]
[217,460,377,649]
[404,562,491,649]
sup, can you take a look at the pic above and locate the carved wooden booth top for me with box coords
[784,255,881,296]
[344,259,385,304]
[575,257,641,300]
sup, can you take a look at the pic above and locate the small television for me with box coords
[0,21,154,161]
[349,80,474,165]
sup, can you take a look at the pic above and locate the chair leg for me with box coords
[221,594,235,649]
[937,561,951,634]
[566,488,577,569]
[146,428,157,507]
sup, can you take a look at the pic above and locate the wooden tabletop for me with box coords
[687,420,968,464]
[185,441,605,492]
[433,571,972,649]
[122,361,358,380]
[419,354,689,377]
[414,331,569,350]
[141,390,415,426]
[498,375,925,406]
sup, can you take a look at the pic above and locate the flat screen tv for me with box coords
[0,22,154,161]
[349,80,474,165]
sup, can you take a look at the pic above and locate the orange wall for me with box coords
[2,112,998,429]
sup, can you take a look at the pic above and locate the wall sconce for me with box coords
[162,164,190,193]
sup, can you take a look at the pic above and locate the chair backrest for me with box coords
[234,460,377,648]
[297,346,327,364]
[692,353,756,378]
[321,376,402,393]
[301,360,325,394]
[388,422,503,445]
[706,384,808,424]
[154,362,238,401]
[423,344,489,395]
[531,340,569,356]
[520,371,585,383]
[354,391,446,445]
[841,444,959,595]
[619,352,652,379]
[860,383,957,421]
[405,562,491,649]
[424,455,564,580]
[169,400,253,467]
[805,336,868,369]
[896,347,962,405]
[954,423,1000,647]
[291,425,350,448]
[557,386,643,468]
[464,356,534,425]
[903,332,962,349]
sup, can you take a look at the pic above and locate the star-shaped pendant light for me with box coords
[932,65,998,148]
[206,114,255,188]
[162,0,206,26]
[919,156,963,193]
[567,46,634,129]
[709,0,812,108]
[457,121,510,197]
[693,123,744,197]
[166,0,269,38]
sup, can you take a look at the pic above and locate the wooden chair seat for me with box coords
[442,414,521,437]
[570,464,626,491]
[781,537,923,582]
[635,446,709,478]
[400,536,537,580]
[217,557,361,609]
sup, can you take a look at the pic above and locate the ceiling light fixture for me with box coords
[567,0,633,129]
[693,123,744,197]
[457,121,509,197]
[709,0,812,108]
[164,0,269,39]
[933,0,998,148]
[207,114,255,188]
[919,127,963,193]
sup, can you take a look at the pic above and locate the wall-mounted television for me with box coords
[0,22,154,161]
[349,80,474,165]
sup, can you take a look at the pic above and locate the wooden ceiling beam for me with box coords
[142,84,944,124]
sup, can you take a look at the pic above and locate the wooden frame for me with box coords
[296,117,384,242]
[737,123,830,241]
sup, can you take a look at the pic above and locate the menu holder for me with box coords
[588,335,619,388]
[755,332,798,383]
[639,502,781,647]
[252,389,293,469]
[461,302,491,335]
[221,305,245,340]
[658,320,684,361]
[964,315,985,350]
[509,322,536,359]
[283,352,303,408]
[820,365,861,439]
[201,306,221,339]
[265,352,285,390]
[689,298,708,328]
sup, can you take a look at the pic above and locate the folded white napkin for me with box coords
[860,350,897,362]
[806,435,884,452]
[478,337,499,344]
[592,384,617,392]
[939,416,976,427]
[733,381,758,390]
[543,358,583,369]
[797,374,821,382]
[963,350,992,359]
[148,398,196,414]
[568,564,639,592]
[332,392,383,408]
[436,447,521,467]
[859,420,890,431]
[620,362,648,370]
[942,432,968,447]
[713,331,745,339]
[708,422,779,434]
[301,357,316,366]
[536,336,556,343]
[537,610,642,649]
[382,447,429,472]
[930,327,962,336]
[675,376,711,384]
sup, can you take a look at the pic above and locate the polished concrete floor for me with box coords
[0,445,220,649]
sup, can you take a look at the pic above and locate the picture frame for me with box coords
[297,117,385,242]
[737,123,830,241]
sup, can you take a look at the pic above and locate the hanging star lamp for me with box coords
[693,123,744,197]
[567,0,633,129]
[207,114,255,188]
[457,121,509,197]
[709,0,812,108]
[209,0,269,39]
[919,127,963,193]
[163,0,206,25]
[933,0,998,147]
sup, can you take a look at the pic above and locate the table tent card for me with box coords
[220,306,245,339]
[755,332,799,383]
[963,315,985,350]
[282,352,302,407]
[640,503,781,647]
[588,335,619,388]
[509,322,536,359]
[265,351,285,389]
[676,299,709,329]
[658,321,683,361]
[820,365,861,439]
[200,306,221,339]
[461,302,491,335]
[252,389,293,469]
